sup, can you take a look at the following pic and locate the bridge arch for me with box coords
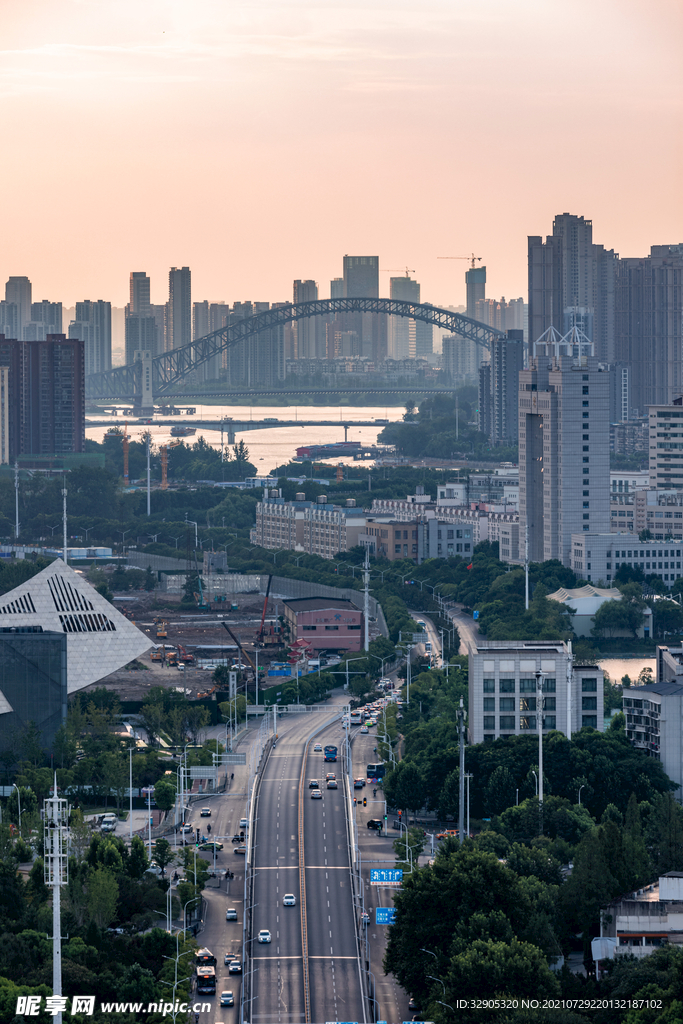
[86,297,505,400]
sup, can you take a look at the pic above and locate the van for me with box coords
[424,642,432,652]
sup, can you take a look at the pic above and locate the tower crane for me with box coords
[381,267,415,277]
[438,254,482,268]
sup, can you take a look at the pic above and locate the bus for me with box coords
[196,948,217,967]
[366,762,385,781]
[324,745,338,762]
[196,966,217,995]
[349,711,361,726]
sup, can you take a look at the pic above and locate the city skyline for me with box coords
[1,0,680,307]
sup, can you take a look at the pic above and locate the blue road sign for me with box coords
[375,907,396,924]
[370,868,403,884]
[473,610,479,620]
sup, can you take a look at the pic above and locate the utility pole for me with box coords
[363,547,370,651]
[62,484,68,565]
[44,774,68,1024]
[14,461,19,539]
[457,697,467,845]
[535,670,544,834]
[525,524,529,610]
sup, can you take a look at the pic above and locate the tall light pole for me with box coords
[535,670,544,834]
[12,783,22,833]
[457,697,466,845]
[44,774,68,1024]
[146,435,151,516]
[62,484,68,565]
[129,747,134,839]
[363,547,370,651]
[14,461,19,539]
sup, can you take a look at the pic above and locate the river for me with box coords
[599,656,656,685]
[85,404,405,475]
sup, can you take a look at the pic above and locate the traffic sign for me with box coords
[375,907,396,924]
[473,610,479,620]
[370,868,403,885]
[412,633,428,643]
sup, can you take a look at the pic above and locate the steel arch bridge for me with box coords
[85,297,505,400]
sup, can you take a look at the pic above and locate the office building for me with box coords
[129,271,151,315]
[518,345,610,565]
[283,597,363,654]
[0,627,66,749]
[343,256,379,298]
[342,256,386,363]
[615,246,683,413]
[5,276,32,337]
[330,278,344,299]
[478,330,524,445]
[292,280,319,360]
[468,639,603,744]
[623,657,683,795]
[168,266,191,349]
[0,367,8,464]
[0,560,150,693]
[466,266,486,319]
[134,349,154,415]
[569,532,683,586]
[22,335,85,454]
[69,300,111,374]
[602,872,683,959]
[647,399,683,490]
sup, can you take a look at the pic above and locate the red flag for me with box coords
[466,563,473,570]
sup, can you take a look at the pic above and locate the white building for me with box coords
[546,583,651,638]
[603,874,683,958]
[569,532,683,587]
[0,559,150,692]
[649,400,683,490]
[468,639,603,745]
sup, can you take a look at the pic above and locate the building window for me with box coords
[542,678,556,692]
[582,715,598,729]
[543,716,557,729]
[324,625,339,631]
[520,716,537,730]
[520,697,536,711]
[483,716,495,730]
[499,678,515,693]
[302,625,317,631]
[499,697,515,711]
[483,698,495,712]
[499,716,515,730]
[519,678,536,692]
[582,678,597,691]
[483,678,495,693]
[544,697,556,711]
[582,696,597,710]
[395,545,401,553]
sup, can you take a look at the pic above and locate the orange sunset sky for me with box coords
[1,0,681,309]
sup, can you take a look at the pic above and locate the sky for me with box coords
[1,0,681,309]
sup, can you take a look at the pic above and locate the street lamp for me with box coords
[185,517,198,548]
[535,669,545,832]
[12,783,22,833]
[578,784,585,806]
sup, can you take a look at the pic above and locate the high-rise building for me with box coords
[479,330,525,445]
[0,335,85,457]
[465,266,486,319]
[168,267,191,350]
[330,278,344,299]
[129,272,151,315]
[343,256,379,298]
[69,300,111,374]
[615,245,683,414]
[608,362,631,424]
[0,302,19,339]
[26,300,62,340]
[342,256,386,362]
[5,277,32,337]
[518,347,610,565]
[124,315,157,364]
[389,275,418,359]
[0,366,9,464]
[647,398,683,490]
[292,280,319,360]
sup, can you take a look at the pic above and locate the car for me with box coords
[354,778,365,789]
[313,743,322,752]
[228,960,242,974]
[325,773,336,781]
[231,834,245,843]
[311,790,322,800]
[239,818,248,829]
[409,998,419,1010]
[224,953,232,965]
[181,823,192,833]
[326,779,338,789]
[308,779,319,789]
[367,819,383,831]
[234,845,247,854]
[361,911,370,926]
[220,991,234,1007]
[360,726,369,734]
[200,807,211,817]
[283,893,296,906]
[258,929,271,943]
[226,908,237,921]
[199,842,223,852]
[436,830,459,841]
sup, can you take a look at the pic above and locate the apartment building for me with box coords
[649,400,683,490]
[250,495,366,558]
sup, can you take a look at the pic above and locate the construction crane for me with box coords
[122,422,130,487]
[160,439,182,490]
[257,575,272,645]
[381,267,415,277]
[438,254,482,269]
[221,621,257,672]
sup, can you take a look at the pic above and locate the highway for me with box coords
[247,704,365,1024]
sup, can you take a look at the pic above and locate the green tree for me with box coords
[140,702,166,748]
[153,778,177,812]
[443,937,560,1001]
[86,867,119,930]
[152,837,175,876]
[485,765,517,816]
[128,836,149,879]
[384,761,426,815]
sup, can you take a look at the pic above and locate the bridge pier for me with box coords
[344,424,348,442]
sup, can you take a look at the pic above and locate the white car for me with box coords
[258,929,271,943]
[360,726,369,734]
[313,743,323,752]
[283,893,296,906]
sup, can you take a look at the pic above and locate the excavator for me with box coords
[221,622,256,673]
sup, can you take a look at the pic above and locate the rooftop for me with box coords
[283,598,359,613]
[546,584,621,602]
